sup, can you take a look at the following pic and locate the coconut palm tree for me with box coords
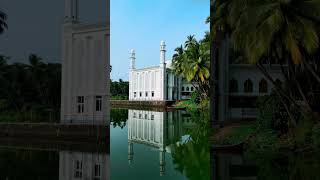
[212,0,320,126]
[0,10,8,34]
[172,36,210,99]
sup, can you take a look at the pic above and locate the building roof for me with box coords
[132,60,174,72]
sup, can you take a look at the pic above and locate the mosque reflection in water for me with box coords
[59,151,109,180]
[126,109,195,176]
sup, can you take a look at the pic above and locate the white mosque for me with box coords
[59,151,109,180]
[127,109,195,176]
[128,41,195,102]
[60,0,110,124]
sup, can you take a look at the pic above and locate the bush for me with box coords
[256,92,289,134]
[312,123,320,150]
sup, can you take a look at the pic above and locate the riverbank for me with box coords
[0,123,109,143]
[211,119,320,155]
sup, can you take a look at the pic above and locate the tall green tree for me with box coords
[172,35,210,99]
[212,0,320,126]
[0,10,7,34]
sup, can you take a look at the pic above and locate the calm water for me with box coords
[212,150,320,180]
[0,148,109,179]
[1,109,318,179]
[110,108,210,180]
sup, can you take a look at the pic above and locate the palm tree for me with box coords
[213,0,320,126]
[0,10,8,34]
[172,36,210,99]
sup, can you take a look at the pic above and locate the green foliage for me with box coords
[175,100,198,112]
[172,109,210,180]
[110,79,129,100]
[172,35,210,99]
[247,130,279,153]
[256,92,289,134]
[0,54,61,122]
[212,123,257,145]
[312,123,320,150]
[110,108,128,129]
[213,0,320,65]
[294,114,314,146]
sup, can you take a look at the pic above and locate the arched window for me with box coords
[259,79,268,93]
[244,79,253,93]
[182,87,185,91]
[229,78,238,93]
[186,87,189,91]
[191,87,194,91]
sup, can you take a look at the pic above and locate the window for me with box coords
[191,87,194,91]
[134,92,137,98]
[74,160,82,178]
[139,114,142,119]
[151,114,154,120]
[145,114,147,119]
[95,96,102,111]
[259,79,268,93]
[229,78,238,93]
[140,92,142,97]
[94,164,101,180]
[145,92,148,97]
[77,96,84,113]
[182,87,185,91]
[244,79,253,93]
[152,91,155,97]
[133,112,136,118]
[186,87,189,91]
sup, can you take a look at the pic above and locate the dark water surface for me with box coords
[0,108,211,180]
[0,148,109,179]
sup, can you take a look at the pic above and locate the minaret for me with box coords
[129,49,136,100]
[128,142,134,165]
[160,41,166,66]
[129,49,136,70]
[64,0,79,23]
[159,41,167,101]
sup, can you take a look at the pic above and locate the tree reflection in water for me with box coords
[171,110,210,180]
[111,108,128,129]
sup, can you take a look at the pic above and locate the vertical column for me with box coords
[160,41,166,101]
[128,142,134,165]
[64,0,73,21]
[72,0,79,21]
[64,0,78,22]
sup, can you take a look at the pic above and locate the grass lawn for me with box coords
[211,122,257,145]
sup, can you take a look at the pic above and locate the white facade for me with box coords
[59,151,109,180]
[127,109,195,176]
[61,0,110,124]
[217,38,285,121]
[129,41,194,101]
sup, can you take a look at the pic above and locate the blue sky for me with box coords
[110,0,209,81]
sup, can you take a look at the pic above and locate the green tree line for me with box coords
[0,55,61,122]
[110,79,129,100]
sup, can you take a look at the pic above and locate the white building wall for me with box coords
[128,41,196,102]
[59,151,109,180]
[227,64,285,120]
[61,0,110,124]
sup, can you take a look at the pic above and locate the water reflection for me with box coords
[111,108,210,180]
[127,110,195,176]
[59,151,109,180]
[212,149,320,180]
[0,144,109,180]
